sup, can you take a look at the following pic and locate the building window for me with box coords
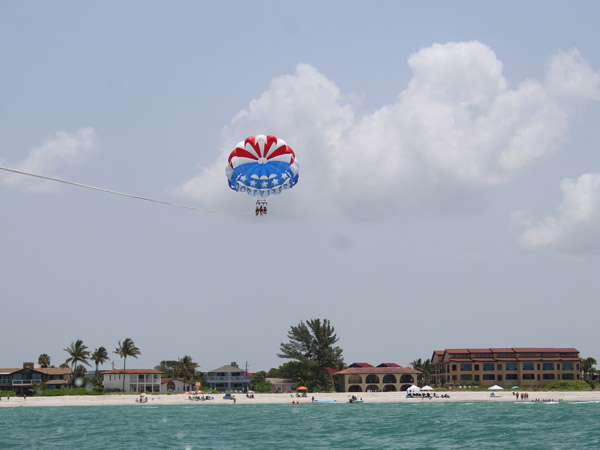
[522,363,534,371]
[475,375,480,381]
[482,374,495,380]
[452,375,457,381]
[483,363,494,371]
[543,374,555,380]
[460,363,472,371]
[523,374,535,380]
[505,363,517,371]
[460,374,472,381]
[562,363,574,371]
[506,374,518,380]
[562,374,574,380]
[451,365,457,372]
[542,363,554,371]
[474,365,479,371]
[496,364,502,371]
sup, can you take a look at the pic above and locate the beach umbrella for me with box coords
[140,392,146,397]
[196,390,204,394]
[297,386,308,391]
[247,390,255,394]
[511,386,520,389]
[488,385,504,391]
[421,386,434,391]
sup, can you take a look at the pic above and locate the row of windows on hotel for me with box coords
[445,362,578,372]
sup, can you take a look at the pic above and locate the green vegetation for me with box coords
[37,353,51,368]
[91,347,109,377]
[155,356,202,384]
[546,380,591,391]
[64,339,91,384]
[250,371,273,393]
[277,318,344,391]
[35,388,103,396]
[410,358,433,385]
[0,390,16,397]
[114,338,141,391]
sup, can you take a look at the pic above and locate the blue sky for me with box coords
[1,1,599,372]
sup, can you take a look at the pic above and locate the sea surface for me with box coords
[1,401,599,449]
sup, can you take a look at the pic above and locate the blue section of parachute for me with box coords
[228,161,298,197]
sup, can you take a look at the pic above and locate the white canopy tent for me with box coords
[488,385,504,391]
[407,385,421,392]
[421,385,434,391]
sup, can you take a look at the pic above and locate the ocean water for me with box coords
[1,401,599,449]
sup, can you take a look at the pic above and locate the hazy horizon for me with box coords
[1,1,599,373]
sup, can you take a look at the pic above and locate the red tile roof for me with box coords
[161,378,186,384]
[513,348,579,353]
[324,367,337,376]
[377,363,401,368]
[334,367,420,376]
[349,363,374,368]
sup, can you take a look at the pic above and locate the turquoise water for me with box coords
[1,402,600,449]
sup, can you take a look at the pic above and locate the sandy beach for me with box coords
[1,390,599,408]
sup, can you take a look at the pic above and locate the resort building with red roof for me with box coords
[430,348,582,387]
[333,363,421,392]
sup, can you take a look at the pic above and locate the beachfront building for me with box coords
[431,348,582,387]
[332,362,421,392]
[0,363,71,395]
[205,365,251,393]
[102,369,163,392]
[266,377,300,393]
[160,377,193,393]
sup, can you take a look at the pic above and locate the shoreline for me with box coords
[1,390,599,408]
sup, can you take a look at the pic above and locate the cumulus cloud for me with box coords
[1,127,99,192]
[175,41,599,219]
[514,173,600,252]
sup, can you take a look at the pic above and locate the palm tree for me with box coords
[114,338,141,391]
[410,358,432,385]
[38,353,51,368]
[582,357,597,382]
[177,356,198,382]
[421,359,433,385]
[91,347,109,377]
[64,340,91,385]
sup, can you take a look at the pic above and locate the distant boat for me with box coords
[348,399,363,404]
[314,399,336,402]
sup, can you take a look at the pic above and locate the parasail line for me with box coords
[0,165,252,216]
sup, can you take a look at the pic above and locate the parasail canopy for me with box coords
[226,135,299,197]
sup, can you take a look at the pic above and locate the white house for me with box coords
[161,377,193,393]
[267,377,300,393]
[102,369,163,392]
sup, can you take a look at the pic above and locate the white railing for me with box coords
[12,380,40,385]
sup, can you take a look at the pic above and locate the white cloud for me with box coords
[1,127,99,192]
[175,41,599,219]
[515,173,600,252]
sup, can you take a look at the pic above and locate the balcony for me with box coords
[12,379,39,386]
[205,376,250,382]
